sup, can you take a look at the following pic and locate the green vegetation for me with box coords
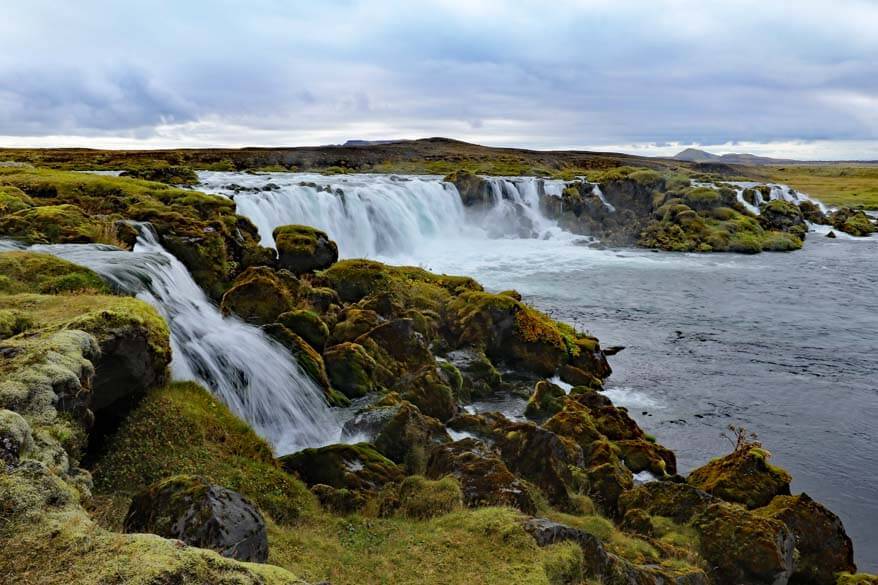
[765,165,878,209]
[0,251,109,295]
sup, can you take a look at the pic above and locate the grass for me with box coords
[764,165,878,209]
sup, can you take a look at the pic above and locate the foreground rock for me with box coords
[124,475,269,563]
[687,445,791,509]
[273,225,339,274]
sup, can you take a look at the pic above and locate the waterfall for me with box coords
[29,228,338,455]
[198,172,571,257]
[723,181,829,215]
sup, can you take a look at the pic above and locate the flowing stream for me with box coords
[198,171,878,570]
[27,228,338,455]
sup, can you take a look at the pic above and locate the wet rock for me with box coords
[280,443,404,493]
[324,342,382,398]
[443,348,502,398]
[826,230,837,238]
[123,475,268,563]
[830,207,877,237]
[755,493,856,584]
[220,266,297,325]
[426,438,538,513]
[262,323,344,405]
[759,199,807,238]
[524,379,566,421]
[398,368,458,422]
[693,502,794,585]
[444,170,493,207]
[276,309,329,351]
[687,447,791,509]
[799,200,828,224]
[273,225,338,274]
[355,318,434,377]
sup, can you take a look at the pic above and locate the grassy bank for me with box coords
[763,165,878,209]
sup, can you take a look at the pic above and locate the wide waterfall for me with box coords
[198,172,572,257]
[28,228,339,454]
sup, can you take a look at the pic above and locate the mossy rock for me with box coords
[221,266,298,325]
[273,224,338,274]
[323,342,381,398]
[543,399,604,455]
[759,199,806,234]
[687,447,791,509]
[367,401,451,471]
[279,443,404,493]
[831,207,877,237]
[355,318,435,379]
[399,368,459,422]
[92,382,316,526]
[426,438,538,514]
[838,574,878,585]
[397,475,463,519]
[329,308,382,344]
[443,348,502,398]
[615,438,676,477]
[0,251,110,295]
[263,323,346,406]
[524,379,567,421]
[444,169,493,207]
[755,493,855,584]
[0,185,34,214]
[123,474,269,563]
[0,203,117,245]
[276,309,329,351]
[618,481,717,524]
[693,502,794,585]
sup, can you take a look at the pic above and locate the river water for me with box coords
[205,172,878,569]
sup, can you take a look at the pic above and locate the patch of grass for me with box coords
[0,251,109,295]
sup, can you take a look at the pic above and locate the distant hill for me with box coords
[342,139,404,147]
[673,148,791,165]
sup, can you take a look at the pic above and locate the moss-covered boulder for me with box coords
[615,438,676,477]
[355,318,434,377]
[443,348,502,398]
[276,309,329,351]
[329,308,382,344]
[120,165,199,185]
[279,443,404,493]
[759,199,807,238]
[687,446,791,509]
[693,502,794,585]
[323,342,381,398]
[619,480,717,524]
[399,368,459,422]
[0,408,34,465]
[524,379,567,421]
[543,399,604,455]
[0,185,33,214]
[0,251,109,295]
[262,323,345,405]
[220,266,298,325]
[426,438,538,513]
[123,474,269,563]
[831,207,877,237]
[273,225,338,274]
[755,493,856,584]
[799,200,828,224]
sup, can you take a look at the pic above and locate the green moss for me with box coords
[277,309,329,350]
[541,542,584,585]
[397,475,463,519]
[838,573,878,585]
[119,165,199,185]
[92,382,316,527]
[687,446,791,509]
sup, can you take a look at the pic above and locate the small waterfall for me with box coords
[29,228,338,455]
[725,181,829,215]
[198,172,571,257]
[591,184,616,212]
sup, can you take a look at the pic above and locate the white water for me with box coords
[198,172,576,258]
[29,228,338,454]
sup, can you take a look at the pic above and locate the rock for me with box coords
[426,438,538,513]
[0,409,33,466]
[799,200,828,224]
[348,401,450,471]
[619,481,717,524]
[759,199,807,238]
[324,342,381,398]
[755,493,856,584]
[831,207,877,237]
[279,443,404,492]
[444,170,493,207]
[693,502,794,585]
[522,517,608,563]
[262,323,343,405]
[273,225,338,274]
[443,348,502,398]
[524,379,567,421]
[276,309,329,351]
[615,438,676,477]
[581,461,634,517]
[355,318,434,377]
[687,447,791,509]
[220,266,297,325]
[123,475,268,563]
[330,308,382,344]
[826,230,837,238]
[543,400,604,456]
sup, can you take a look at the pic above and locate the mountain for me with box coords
[672,148,791,165]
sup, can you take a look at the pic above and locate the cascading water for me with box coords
[198,172,573,258]
[28,228,338,454]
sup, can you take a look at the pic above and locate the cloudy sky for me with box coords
[1,0,877,158]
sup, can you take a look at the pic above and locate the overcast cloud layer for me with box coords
[1,0,877,158]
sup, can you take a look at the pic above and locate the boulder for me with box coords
[619,480,717,524]
[615,438,676,477]
[798,200,828,224]
[272,225,338,274]
[443,348,502,398]
[280,443,404,492]
[759,200,807,238]
[444,170,493,207]
[262,323,343,405]
[324,342,381,398]
[755,493,856,584]
[355,318,434,377]
[693,502,794,585]
[398,368,459,422]
[524,379,567,421]
[426,438,538,513]
[330,308,382,344]
[220,266,297,325]
[687,447,791,509]
[831,207,877,237]
[0,409,33,466]
[276,309,329,351]
[123,475,268,563]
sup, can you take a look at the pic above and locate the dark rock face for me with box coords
[444,170,493,207]
[124,475,268,563]
[755,493,856,584]
[273,224,338,274]
[426,438,537,513]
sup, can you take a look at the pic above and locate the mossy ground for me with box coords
[764,165,878,210]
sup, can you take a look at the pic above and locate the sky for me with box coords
[1,0,877,159]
